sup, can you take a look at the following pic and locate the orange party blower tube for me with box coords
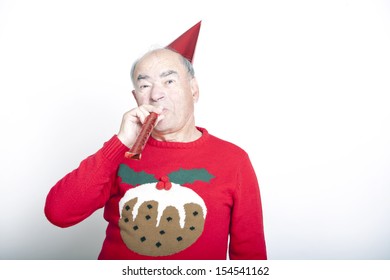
[124,112,158,160]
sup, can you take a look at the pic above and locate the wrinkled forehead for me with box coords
[134,49,184,76]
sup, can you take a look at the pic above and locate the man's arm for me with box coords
[45,105,163,227]
[229,153,267,260]
[44,136,128,227]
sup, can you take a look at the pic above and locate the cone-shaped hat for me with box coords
[166,21,201,63]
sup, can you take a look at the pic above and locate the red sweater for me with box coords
[45,128,267,260]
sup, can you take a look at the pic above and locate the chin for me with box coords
[154,120,168,131]
[155,120,179,135]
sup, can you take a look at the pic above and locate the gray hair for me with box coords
[130,47,195,86]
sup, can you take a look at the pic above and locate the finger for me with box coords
[138,105,163,123]
[137,107,149,124]
[139,104,164,114]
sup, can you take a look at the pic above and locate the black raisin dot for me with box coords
[166,217,173,222]
[189,226,195,231]
[133,226,139,231]
[140,236,146,242]
[145,215,151,220]
[155,242,162,248]
[147,204,153,209]
[125,205,130,211]
[124,218,129,223]
[193,211,199,216]
[159,230,165,235]
[177,236,183,242]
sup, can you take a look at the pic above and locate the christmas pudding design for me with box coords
[117,165,214,257]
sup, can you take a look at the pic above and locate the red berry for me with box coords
[160,175,169,182]
[156,181,164,190]
[164,181,172,190]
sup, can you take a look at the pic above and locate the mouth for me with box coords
[160,108,169,115]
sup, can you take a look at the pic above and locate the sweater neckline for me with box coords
[148,127,209,149]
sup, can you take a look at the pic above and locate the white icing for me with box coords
[119,183,207,228]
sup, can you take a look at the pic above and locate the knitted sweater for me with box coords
[45,128,267,260]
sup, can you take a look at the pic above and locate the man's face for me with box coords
[132,49,199,134]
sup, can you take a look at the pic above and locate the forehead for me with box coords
[134,49,184,76]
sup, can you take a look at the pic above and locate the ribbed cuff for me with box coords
[101,135,129,164]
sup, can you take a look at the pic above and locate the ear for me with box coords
[190,77,199,102]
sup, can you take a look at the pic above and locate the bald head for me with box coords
[131,48,195,86]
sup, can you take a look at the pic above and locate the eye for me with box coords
[139,84,150,89]
[166,79,175,85]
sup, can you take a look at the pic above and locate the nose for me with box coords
[150,84,165,102]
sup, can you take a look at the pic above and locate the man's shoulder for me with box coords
[205,129,248,156]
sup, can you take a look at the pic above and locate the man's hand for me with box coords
[117,105,164,148]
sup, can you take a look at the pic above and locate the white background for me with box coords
[1,0,390,260]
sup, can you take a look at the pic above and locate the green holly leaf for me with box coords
[118,164,157,186]
[168,168,214,185]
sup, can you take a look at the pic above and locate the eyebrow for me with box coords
[137,74,150,81]
[136,70,178,83]
[160,70,178,78]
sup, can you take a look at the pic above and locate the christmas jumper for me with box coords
[45,127,267,260]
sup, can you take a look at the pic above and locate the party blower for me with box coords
[124,112,158,160]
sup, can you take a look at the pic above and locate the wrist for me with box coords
[101,135,130,162]
[117,133,133,148]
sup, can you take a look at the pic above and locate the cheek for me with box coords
[171,93,193,111]
[134,94,149,105]
[174,99,195,121]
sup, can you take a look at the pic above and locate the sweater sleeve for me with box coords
[229,153,267,260]
[44,136,129,228]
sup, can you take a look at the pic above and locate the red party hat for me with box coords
[166,21,201,63]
